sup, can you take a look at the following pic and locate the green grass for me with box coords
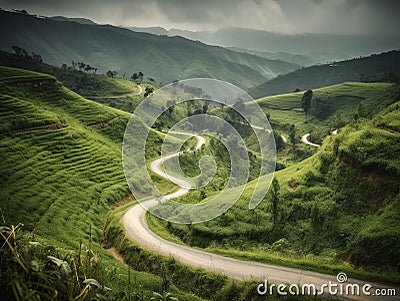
[147,91,400,284]
[0,66,208,300]
[255,82,393,135]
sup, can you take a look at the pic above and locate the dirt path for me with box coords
[88,116,120,128]
[0,122,65,138]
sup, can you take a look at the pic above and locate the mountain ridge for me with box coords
[127,26,400,63]
[0,10,299,90]
[249,50,400,98]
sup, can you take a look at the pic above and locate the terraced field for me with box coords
[0,66,204,300]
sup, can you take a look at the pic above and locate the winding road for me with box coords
[301,133,321,147]
[122,132,398,300]
[301,130,339,148]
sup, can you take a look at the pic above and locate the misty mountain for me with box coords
[164,27,400,64]
[125,26,170,36]
[125,26,315,66]
[48,16,98,25]
[249,50,400,98]
[226,47,315,67]
[0,11,299,89]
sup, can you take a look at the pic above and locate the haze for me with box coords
[1,0,400,35]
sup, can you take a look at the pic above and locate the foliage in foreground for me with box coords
[0,223,116,300]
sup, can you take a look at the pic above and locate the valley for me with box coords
[1,6,399,301]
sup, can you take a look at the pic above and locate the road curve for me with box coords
[122,132,398,300]
[301,133,321,147]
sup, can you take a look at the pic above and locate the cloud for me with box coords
[1,0,399,34]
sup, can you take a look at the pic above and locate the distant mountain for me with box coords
[167,27,400,64]
[0,11,299,89]
[226,47,315,67]
[124,26,314,66]
[248,50,400,98]
[125,26,170,36]
[48,16,97,25]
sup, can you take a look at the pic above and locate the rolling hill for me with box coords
[249,50,400,98]
[0,65,214,300]
[148,83,400,280]
[0,10,299,90]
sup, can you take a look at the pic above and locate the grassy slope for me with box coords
[0,50,158,113]
[256,82,393,134]
[251,82,394,166]
[147,86,400,283]
[0,66,204,300]
[249,50,400,98]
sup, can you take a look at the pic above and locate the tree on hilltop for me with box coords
[301,89,313,123]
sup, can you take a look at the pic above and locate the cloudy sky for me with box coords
[1,0,400,35]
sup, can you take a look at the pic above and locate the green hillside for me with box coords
[0,11,299,90]
[0,66,207,300]
[249,50,400,98]
[148,85,400,282]
[0,50,156,113]
[256,81,395,136]
[211,82,395,168]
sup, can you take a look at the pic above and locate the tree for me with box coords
[12,46,22,56]
[138,71,144,83]
[273,132,284,150]
[301,89,313,123]
[12,46,28,57]
[84,64,92,73]
[289,124,296,150]
[31,52,42,62]
[269,178,280,229]
[131,73,138,82]
[144,86,154,97]
[77,62,86,71]
[106,70,114,78]
[202,101,209,114]
[166,100,175,115]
